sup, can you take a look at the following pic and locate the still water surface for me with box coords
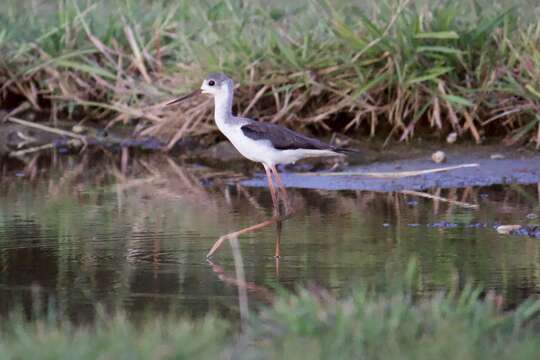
[1,157,539,321]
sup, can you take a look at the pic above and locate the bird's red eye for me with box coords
[208,80,215,86]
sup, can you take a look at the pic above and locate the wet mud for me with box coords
[243,147,540,192]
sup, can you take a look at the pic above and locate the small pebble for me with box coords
[526,213,538,220]
[432,150,446,163]
[490,153,505,160]
[446,132,458,143]
[496,225,522,234]
[428,221,458,228]
[383,223,390,228]
[72,125,86,134]
[466,223,486,228]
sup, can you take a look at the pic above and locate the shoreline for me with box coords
[242,147,540,191]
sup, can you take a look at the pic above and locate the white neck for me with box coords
[214,89,234,127]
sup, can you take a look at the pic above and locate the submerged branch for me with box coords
[401,189,479,209]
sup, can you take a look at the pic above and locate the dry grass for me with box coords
[1,0,540,149]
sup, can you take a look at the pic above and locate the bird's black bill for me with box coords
[165,89,202,106]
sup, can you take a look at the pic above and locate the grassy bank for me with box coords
[2,269,540,359]
[1,0,540,149]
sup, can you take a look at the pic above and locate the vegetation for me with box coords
[1,0,540,149]
[1,263,540,359]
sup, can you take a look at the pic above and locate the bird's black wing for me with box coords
[240,121,335,151]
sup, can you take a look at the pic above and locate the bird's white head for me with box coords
[201,72,234,97]
[165,72,234,106]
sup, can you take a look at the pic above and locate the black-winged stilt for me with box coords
[167,72,356,211]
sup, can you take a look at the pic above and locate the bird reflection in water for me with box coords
[206,198,292,258]
[207,211,286,325]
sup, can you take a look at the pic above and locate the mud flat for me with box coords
[242,148,540,192]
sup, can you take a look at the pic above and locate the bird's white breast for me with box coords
[219,123,276,164]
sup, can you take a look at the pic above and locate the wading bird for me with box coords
[167,73,356,212]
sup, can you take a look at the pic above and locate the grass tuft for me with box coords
[1,262,540,359]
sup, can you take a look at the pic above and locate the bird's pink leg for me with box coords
[263,164,279,209]
[271,165,291,213]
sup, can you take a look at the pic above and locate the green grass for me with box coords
[1,264,540,359]
[1,0,540,148]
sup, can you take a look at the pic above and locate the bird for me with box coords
[166,72,356,211]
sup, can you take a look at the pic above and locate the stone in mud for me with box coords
[446,132,458,143]
[428,221,458,228]
[431,150,446,163]
[72,125,86,134]
[466,223,487,228]
[496,225,522,234]
[490,153,505,160]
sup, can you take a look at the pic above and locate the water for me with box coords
[1,156,539,322]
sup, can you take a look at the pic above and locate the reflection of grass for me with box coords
[2,263,540,359]
[1,0,540,147]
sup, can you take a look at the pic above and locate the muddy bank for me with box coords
[242,147,540,192]
[2,115,539,193]
[0,119,163,157]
